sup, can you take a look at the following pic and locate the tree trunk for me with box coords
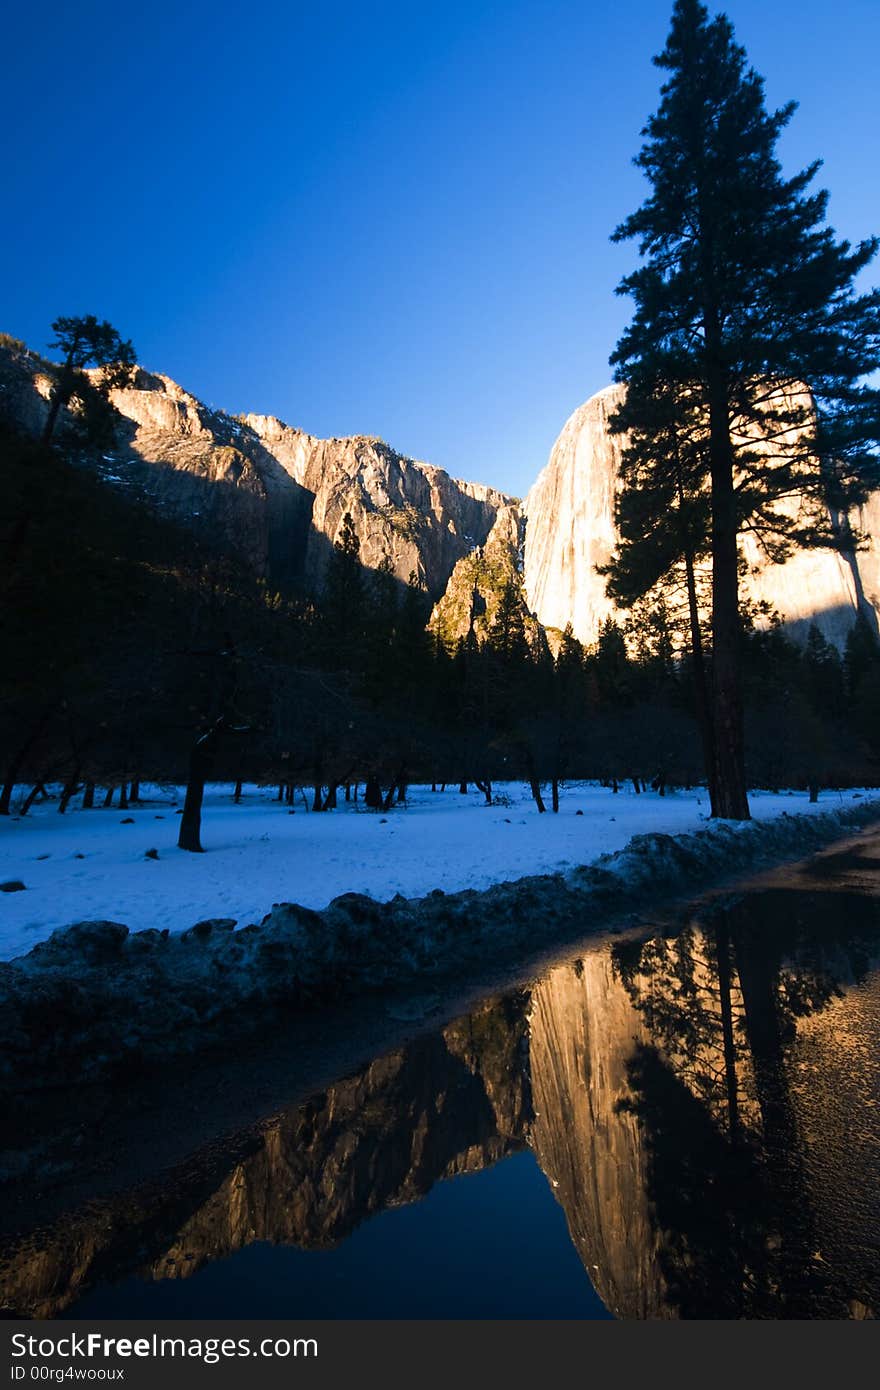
[103,786,115,808]
[41,350,79,444]
[459,780,468,795]
[129,780,140,803]
[178,761,208,851]
[118,783,129,810]
[0,776,18,817]
[684,545,718,815]
[178,721,226,852]
[552,778,560,813]
[21,781,49,816]
[0,709,54,815]
[233,779,243,803]
[526,758,546,814]
[41,386,66,445]
[632,777,641,794]
[808,782,819,804]
[475,779,492,806]
[312,782,324,812]
[323,767,355,812]
[708,373,750,819]
[58,770,81,814]
[82,782,95,809]
[277,782,285,802]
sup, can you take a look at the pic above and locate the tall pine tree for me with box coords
[608,0,880,818]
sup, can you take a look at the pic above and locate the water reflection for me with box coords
[2,858,879,1319]
[605,886,880,1317]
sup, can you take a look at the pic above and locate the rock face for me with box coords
[523,386,624,643]
[428,504,545,654]
[241,410,511,598]
[0,345,511,601]
[4,335,877,644]
[523,384,880,648]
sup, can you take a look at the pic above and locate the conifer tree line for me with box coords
[1,407,878,850]
[3,0,880,842]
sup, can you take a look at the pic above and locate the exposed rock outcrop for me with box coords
[523,384,880,648]
[4,335,877,645]
[0,345,511,600]
[523,386,623,645]
[428,504,546,653]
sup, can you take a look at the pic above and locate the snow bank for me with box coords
[0,781,873,961]
[2,798,878,1093]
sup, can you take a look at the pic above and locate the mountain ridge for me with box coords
[0,342,512,603]
[2,336,878,648]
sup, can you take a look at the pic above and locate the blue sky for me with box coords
[4,0,879,495]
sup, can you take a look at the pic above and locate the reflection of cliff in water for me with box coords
[2,846,879,1320]
[528,951,670,1318]
[0,998,531,1318]
[148,998,531,1283]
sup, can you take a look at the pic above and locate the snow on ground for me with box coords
[0,781,874,961]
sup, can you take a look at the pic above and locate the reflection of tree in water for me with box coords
[612,889,880,1317]
[3,890,877,1321]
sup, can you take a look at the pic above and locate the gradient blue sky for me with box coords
[4,0,879,495]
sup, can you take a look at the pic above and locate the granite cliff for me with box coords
[523,384,880,648]
[3,336,878,646]
[428,504,547,655]
[0,343,510,601]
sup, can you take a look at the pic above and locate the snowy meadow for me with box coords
[1,780,873,962]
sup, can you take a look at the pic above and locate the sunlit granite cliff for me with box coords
[428,504,547,654]
[523,385,880,647]
[2,338,878,644]
[0,345,511,600]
